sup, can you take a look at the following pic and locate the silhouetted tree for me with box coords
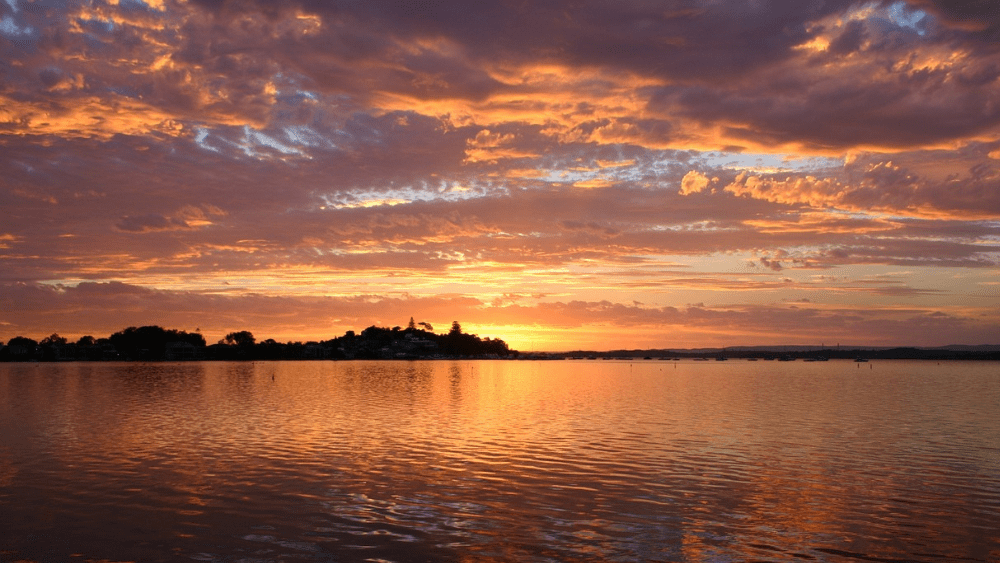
[76,335,96,346]
[223,331,256,347]
[39,333,70,361]
[109,326,206,360]
[40,333,68,346]
[8,336,38,348]
[450,321,462,336]
[0,336,38,361]
[418,322,433,331]
[408,317,417,330]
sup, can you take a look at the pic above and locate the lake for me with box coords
[0,360,998,562]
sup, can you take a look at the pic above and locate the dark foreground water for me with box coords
[0,360,998,563]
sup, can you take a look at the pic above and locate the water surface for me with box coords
[1,360,998,562]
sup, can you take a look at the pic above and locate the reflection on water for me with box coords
[1,360,998,562]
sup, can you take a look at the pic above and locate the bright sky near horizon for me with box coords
[1,0,999,350]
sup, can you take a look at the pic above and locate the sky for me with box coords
[1,0,999,351]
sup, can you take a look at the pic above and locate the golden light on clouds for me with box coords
[0,0,998,348]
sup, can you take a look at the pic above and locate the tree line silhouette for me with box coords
[0,319,514,362]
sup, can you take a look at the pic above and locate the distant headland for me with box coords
[3,324,998,362]
[0,319,513,362]
[543,345,1000,361]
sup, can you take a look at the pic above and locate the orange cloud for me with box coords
[679,171,713,195]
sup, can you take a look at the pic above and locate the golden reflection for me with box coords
[0,458,16,488]
[2,361,998,561]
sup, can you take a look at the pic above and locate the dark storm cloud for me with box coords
[4,0,999,149]
[906,0,1000,35]
[116,213,192,232]
[157,0,1000,150]
[189,0,843,76]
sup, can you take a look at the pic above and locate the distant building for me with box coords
[302,343,329,359]
[5,343,37,360]
[164,341,206,361]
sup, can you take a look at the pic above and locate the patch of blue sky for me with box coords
[698,151,842,173]
[276,89,319,106]
[822,208,880,220]
[0,14,32,37]
[319,182,487,210]
[531,151,838,192]
[267,72,324,106]
[284,125,335,149]
[887,1,927,34]
[540,168,590,184]
[3,0,17,13]
[639,157,695,178]
[193,123,338,160]
[531,161,646,186]
[119,0,159,12]
[76,17,115,34]
[108,84,143,99]
[194,127,221,153]
[240,125,304,158]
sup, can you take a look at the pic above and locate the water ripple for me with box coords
[0,360,998,562]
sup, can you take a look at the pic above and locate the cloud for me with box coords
[713,143,1000,219]
[2,0,994,152]
[905,0,1000,33]
[116,214,188,233]
[1,0,999,348]
[464,128,536,163]
[679,171,713,195]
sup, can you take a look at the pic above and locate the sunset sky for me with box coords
[2,0,999,350]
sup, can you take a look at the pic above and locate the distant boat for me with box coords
[778,355,795,362]
[715,356,728,361]
[854,358,869,363]
[747,358,759,361]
